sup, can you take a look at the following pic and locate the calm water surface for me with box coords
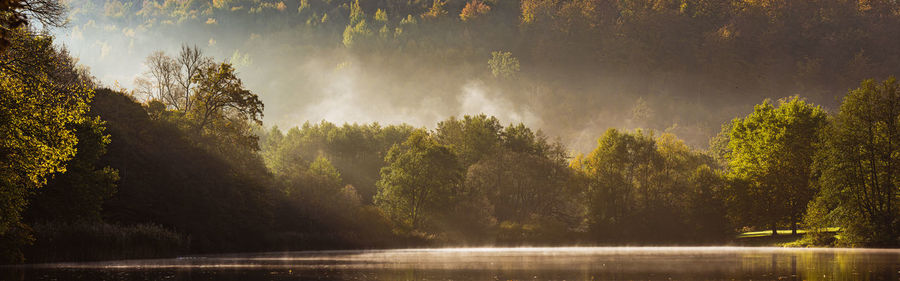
[2,247,899,280]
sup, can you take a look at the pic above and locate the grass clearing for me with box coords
[734,228,841,247]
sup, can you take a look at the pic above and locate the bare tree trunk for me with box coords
[790,215,797,235]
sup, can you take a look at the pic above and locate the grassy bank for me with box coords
[733,228,841,247]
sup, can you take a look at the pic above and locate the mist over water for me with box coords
[5,247,899,280]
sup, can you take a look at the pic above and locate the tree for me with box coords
[175,44,211,112]
[421,0,447,19]
[465,150,577,226]
[573,129,730,242]
[519,0,557,25]
[136,48,261,156]
[135,46,211,110]
[502,123,567,163]
[0,29,94,263]
[342,19,372,48]
[460,0,490,22]
[90,88,274,254]
[190,62,263,136]
[260,121,414,203]
[0,0,64,50]
[488,51,520,79]
[434,114,502,167]
[348,0,364,26]
[139,51,180,106]
[27,116,119,223]
[811,78,899,246]
[342,0,372,48]
[374,130,463,231]
[708,122,733,168]
[574,129,659,240]
[727,97,827,235]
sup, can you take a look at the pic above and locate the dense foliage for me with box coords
[572,130,730,242]
[0,29,95,262]
[724,97,827,235]
[807,78,899,247]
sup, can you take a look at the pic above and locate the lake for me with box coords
[2,247,898,280]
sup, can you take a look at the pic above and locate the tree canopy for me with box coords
[809,78,899,246]
[726,97,827,235]
[375,130,463,232]
[0,29,94,262]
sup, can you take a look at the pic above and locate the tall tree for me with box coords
[375,130,463,231]
[727,97,827,235]
[135,46,211,110]
[138,51,180,106]
[26,116,119,223]
[465,150,576,225]
[811,78,899,246]
[0,29,94,263]
[190,62,263,138]
[175,44,211,112]
[574,129,730,242]
[574,129,658,240]
[434,114,502,167]
[459,0,490,22]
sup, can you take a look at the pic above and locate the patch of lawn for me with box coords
[736,227,840,238]
[733,228,841,247]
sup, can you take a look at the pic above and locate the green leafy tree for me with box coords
[342,0,372,48]
[574,129,730,242]
[519,0,555,25]
[811,78,899,246]
[342,20,372,48]
[574,129,659,240]
[261,121,414,203]
[421,0,447,19]
[27,116,119,223]
[502,123,567,163]
[191,63,262,132]
[727,97,827,235]
[708,122,733,168]
[0,29,94,263]
[434,114,502,167]
[374,130,463,231]
[90,88,274,254]
[374,8,387,23]
[348,0,364,26]
[488,51,520,79]
[190,62,264,150]
[465,150,577,226]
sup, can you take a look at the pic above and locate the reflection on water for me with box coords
[2,247,898,280]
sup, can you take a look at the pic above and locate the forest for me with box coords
[1,0,899,264]
[54,0,900,150]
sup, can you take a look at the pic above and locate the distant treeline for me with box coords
[65,0,900,147]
